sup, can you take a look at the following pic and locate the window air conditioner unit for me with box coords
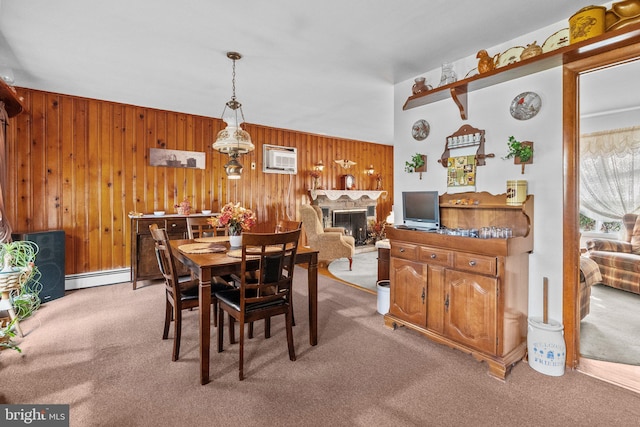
[263,144,297,174]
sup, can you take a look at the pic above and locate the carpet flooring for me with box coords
[328,251,378,292]
[2,269,640,426]
[580,284,640,366]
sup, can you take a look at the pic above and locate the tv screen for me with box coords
[402,191,440,230]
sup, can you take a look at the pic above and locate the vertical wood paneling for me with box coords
[6,88,393,274]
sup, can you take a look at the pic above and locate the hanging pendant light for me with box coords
[224,153,243,180]
[212,52,254,178]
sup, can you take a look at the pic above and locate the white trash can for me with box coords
[527,317,566,376]
[376,280,390,315]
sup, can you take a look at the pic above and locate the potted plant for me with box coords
[504,136,534,173]
[0,241,42,321]
[405,153,427,179]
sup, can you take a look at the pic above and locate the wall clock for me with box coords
[510,92,542,120]
[411,119,430,141]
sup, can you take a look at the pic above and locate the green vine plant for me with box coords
[404,153,426,173]
[0,318,22,353]
[503,136,533,163]
[0,241,42,320]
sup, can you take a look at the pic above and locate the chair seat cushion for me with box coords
[179,277,233,301]
[215,288,287,312]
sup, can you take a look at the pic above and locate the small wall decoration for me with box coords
[411,119,430,141]
[405,153,427,179]
[447,155,476,190]
[510,92,542,120]
[149,148,205,169]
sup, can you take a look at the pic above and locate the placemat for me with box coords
[194,236,229,243]
[178,243,227,254]
[226,246,281,258]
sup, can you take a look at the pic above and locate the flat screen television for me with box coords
[402,191,440,230]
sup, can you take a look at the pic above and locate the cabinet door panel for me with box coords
[389,258,427,326]
[445,270,497,353]
[426,265,446,333]
[137,235,162,278]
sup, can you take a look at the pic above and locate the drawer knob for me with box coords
[430,253,436,259]
[171,223,177,227]
[468,260,476,266]
[399,248,405,252]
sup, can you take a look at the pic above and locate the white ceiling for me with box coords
[1,0,627,144]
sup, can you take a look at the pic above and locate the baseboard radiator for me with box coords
[64,268,131,290]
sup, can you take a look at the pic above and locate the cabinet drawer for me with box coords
[136,219,166,234]
[418,246,453,267]
[390,242,418,261]
[166,219,187,234]
[454,253,497,276]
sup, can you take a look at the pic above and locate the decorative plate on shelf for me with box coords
[411,119,430,141]
[495,46,525,68]
[542,28,570,53]
[510,91,542,120]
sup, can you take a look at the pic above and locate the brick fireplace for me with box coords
[308,190,387,246]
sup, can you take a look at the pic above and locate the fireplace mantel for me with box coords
[308,189,387,201]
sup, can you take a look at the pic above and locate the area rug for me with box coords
[580,284,640,365]
[328,250,378,292]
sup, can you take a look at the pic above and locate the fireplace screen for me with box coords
[333,209,367,245]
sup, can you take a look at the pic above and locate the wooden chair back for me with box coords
[216,229,301,380]
[187,216,226,239]
[275,220,302,233]
[149,224,180,297]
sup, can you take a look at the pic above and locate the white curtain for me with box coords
[580,125,640,221]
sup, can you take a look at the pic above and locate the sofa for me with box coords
[586,213,640,295]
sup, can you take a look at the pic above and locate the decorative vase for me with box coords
[229,234,242,248]
[438,62,457,87]
[412,77,431,95]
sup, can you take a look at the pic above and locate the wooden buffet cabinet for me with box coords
[129,214,211,289]
[384,192,533,379]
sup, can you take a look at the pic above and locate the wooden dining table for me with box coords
[169,238,319,385]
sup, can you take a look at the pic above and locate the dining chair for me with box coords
[149,224,233,361]
[186,216,226,239]
[215,229,301,380]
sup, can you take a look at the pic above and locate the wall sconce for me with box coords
[335,159,356,169]
[313,160,324,172]
[365,165,375,176]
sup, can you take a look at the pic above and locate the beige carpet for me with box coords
[580,284,640,365]
[1,268,639,426]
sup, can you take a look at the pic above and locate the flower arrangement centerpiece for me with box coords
[175,197,192,215]
[208,202,256,236]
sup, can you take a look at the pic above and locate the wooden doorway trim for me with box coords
[563,42,640,369]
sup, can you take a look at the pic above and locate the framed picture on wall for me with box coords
[149,148,206,169]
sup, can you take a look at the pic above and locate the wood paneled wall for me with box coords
[5,88,394,275]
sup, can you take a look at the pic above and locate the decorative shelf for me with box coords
[0,80,25,118]
[403,22,640,118]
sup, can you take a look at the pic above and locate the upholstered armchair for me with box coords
[586,213,640,295]
[300,204,355,270]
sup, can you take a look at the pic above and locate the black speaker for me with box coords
[11,230,65,303]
